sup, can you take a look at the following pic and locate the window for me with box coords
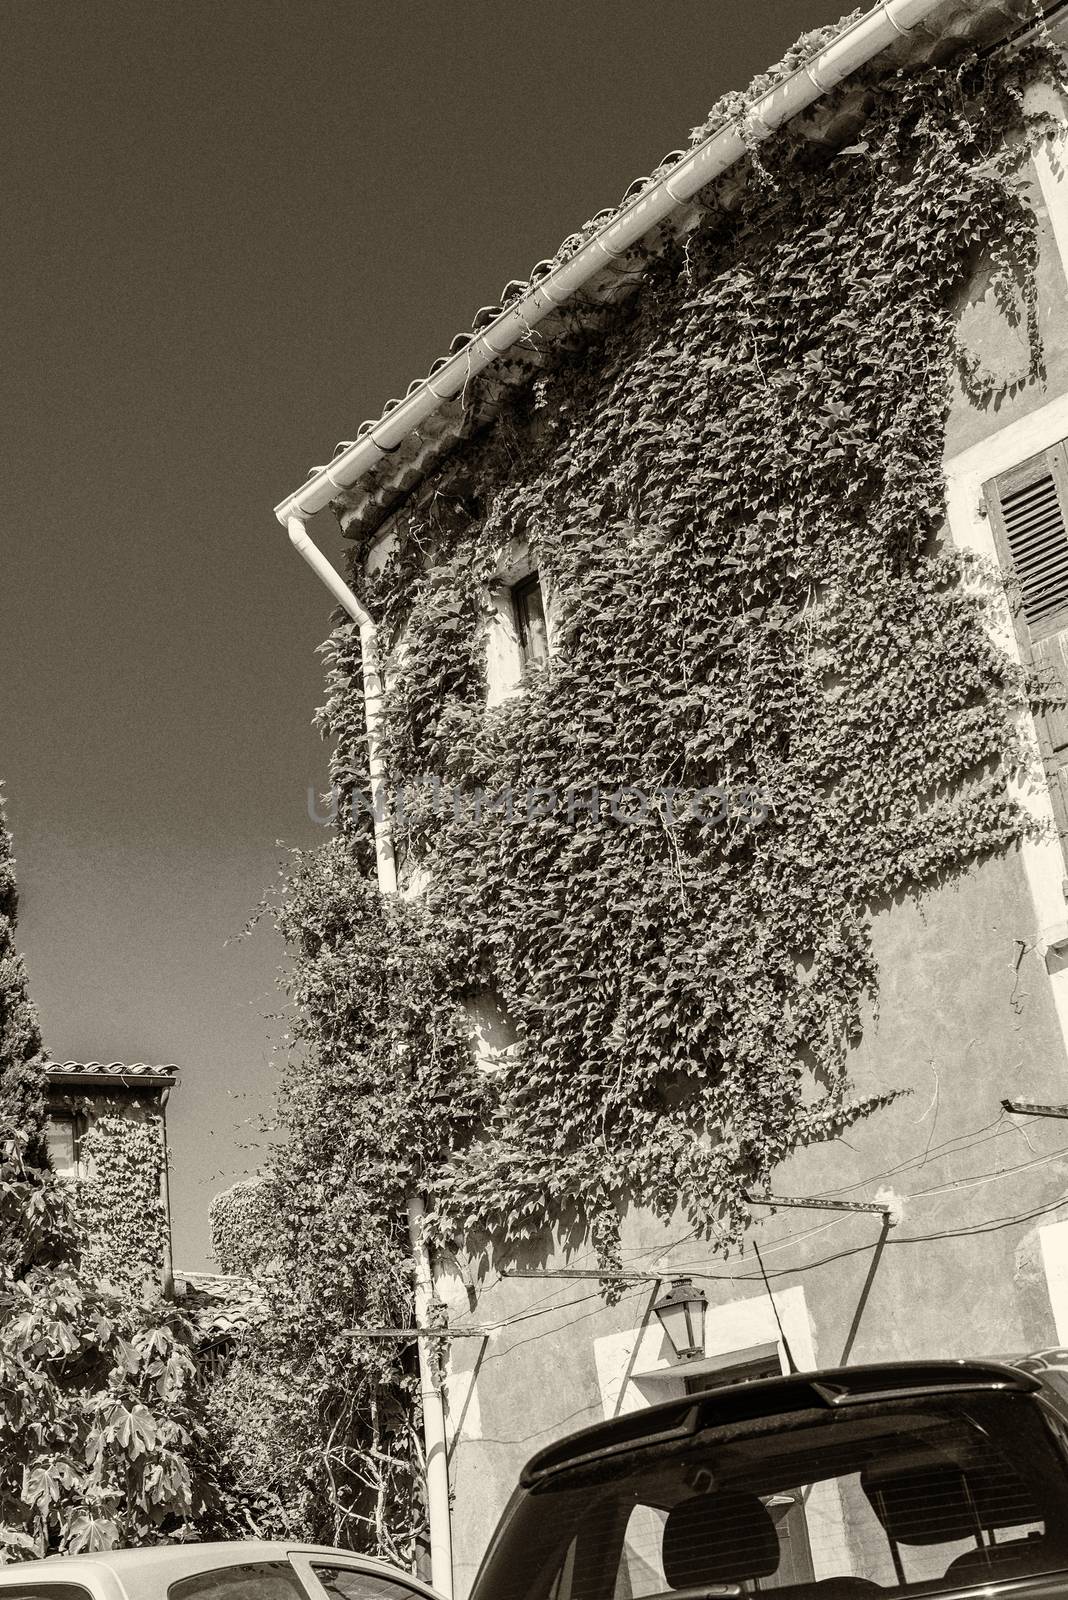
[485,545,553,704]
[45,1113,80,1179]
[985,442,1068,868]
[683,1356,814,1588]
[465,988,520,1076]
[683,1352,779,1396]
[511,572,548,668]
[985,443,1068,639]
[471,1390,1068,1600]
[0,1588,93,1600]
[312,1566,426,1600]
[169,1563,309,1600]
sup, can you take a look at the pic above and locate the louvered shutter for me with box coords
[985,442,1068,867]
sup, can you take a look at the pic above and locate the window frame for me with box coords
[305,1564,428,1600]
[485,542,554,705]
[0,1587,95,1600]
[167,1561,310,1600]
[44,1109,84,1180]
[510,571,549,669]
[984,441,1068,644]
[985,441,1068,872]
[291,1552,437,1600]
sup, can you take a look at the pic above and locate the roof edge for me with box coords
[44,1060,180,1086]
[274,0,954,529]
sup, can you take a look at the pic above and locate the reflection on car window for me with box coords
[169,1562,309,1600]
[0,1588,94,1600]
[312,1565,422,1600]
[615,1504,669,1598]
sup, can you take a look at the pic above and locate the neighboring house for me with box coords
[171,1267,262,1381]
[274,0,1068,1591]
[44,1059,177,1295]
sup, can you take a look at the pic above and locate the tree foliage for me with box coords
[211,847,487,1565]
[210,1178,277,1279]
[0,792,229,1559]
[0,788,53,1283]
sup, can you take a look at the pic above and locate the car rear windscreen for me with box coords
[470,1391,1068,1600]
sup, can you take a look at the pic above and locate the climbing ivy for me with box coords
[76,1113,168,1292]
[210,1177,277,1278]
[0,788,56,1285]
[320,40,1066,1262]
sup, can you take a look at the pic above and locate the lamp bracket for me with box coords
[498,1269,660,1282]
[1002,1099,1068,1120]
[745,1191,892,1217]
[344,1327,491,1339]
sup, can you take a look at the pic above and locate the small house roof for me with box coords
[44,1059,180,1089]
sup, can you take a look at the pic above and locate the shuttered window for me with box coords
[986,444,1068,639]
[985,441,1068,871]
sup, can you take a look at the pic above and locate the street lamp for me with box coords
[653,1277,707,1361]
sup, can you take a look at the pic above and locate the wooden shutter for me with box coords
[985,442,1068,868]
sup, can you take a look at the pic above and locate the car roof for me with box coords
[520,1358,1043,1486]
[28,1546,365,1569]
[0,1543,436,1598]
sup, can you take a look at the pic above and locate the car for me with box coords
[468,1359,1068,1600]
[0,1541,441,1600]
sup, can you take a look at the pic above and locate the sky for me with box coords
[1,0,853,1270]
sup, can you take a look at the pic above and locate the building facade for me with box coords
[44,1059,177,1295]
[277,0,1068,1591]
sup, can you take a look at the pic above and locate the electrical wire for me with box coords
[443,1114,1068,1345]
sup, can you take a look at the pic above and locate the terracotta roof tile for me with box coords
[44,1059,180,1082]
[312,0,1045,544]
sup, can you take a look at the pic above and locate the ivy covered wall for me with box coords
[230,21,1068,1580]
[327,46,1062,1255]
[75,1109,168,1292]
[210,1177,274,1277]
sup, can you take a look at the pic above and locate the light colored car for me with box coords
[0,1541,441,1600]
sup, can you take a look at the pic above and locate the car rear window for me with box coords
[169,1563,309,1600]
[471,1391,1068,1600]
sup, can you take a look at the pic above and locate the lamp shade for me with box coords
[653,1276,707,1361]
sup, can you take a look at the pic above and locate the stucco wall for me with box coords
[439,845,1068,1592]
[944,142,1068,458]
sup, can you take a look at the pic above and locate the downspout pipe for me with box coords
[275,0,945,529]
[287,516,453,1598]
[289,518,397,893]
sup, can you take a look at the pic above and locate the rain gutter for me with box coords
[275,0,951,536]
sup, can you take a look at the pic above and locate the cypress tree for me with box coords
[0,787,55,1279]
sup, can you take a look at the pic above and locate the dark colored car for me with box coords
[469,1361,1068,1600]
